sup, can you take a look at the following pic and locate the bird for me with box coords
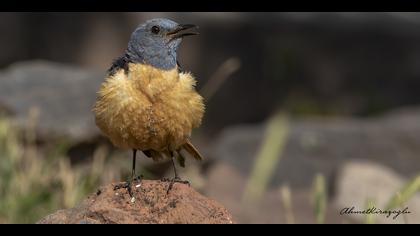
[93,18,205,196]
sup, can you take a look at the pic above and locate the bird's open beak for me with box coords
[167,24,199,40]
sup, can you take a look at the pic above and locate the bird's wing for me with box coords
[181,140,203,161]
[107,54,131,76]
[177,60,183,72]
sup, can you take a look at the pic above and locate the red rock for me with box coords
[37,180,234,224]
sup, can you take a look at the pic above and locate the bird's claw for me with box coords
[134,175,143,182]
[161,177,190,194]
[113,182,130,190]
[113,175,143,198]
[113,182,133,197]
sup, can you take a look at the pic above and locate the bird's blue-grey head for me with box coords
[126,18,199,70]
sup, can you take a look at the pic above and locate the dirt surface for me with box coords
[37,180,234,224]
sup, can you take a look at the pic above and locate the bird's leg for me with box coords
[162,152,190,194]
[114,149,142,197]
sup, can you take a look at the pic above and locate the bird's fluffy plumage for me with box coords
[93,63,205,160]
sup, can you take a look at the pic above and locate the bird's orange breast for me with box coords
[93,63,204,152]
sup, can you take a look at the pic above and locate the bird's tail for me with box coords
[181,140,203,161]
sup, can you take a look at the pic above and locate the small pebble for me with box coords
[136,184,141,188]
[131,197,136,203]
[115,193,119,196]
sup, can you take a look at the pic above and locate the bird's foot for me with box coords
[133,175,144,183]
[113,181,133,197]
[161,176,190,194]
[113,175,143,198]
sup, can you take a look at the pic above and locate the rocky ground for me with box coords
[37,180,234,224]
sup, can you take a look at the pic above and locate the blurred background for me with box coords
[1,12,420,224]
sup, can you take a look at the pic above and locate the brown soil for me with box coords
[37,179,234,224]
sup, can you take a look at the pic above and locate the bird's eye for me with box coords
[151,26,160,34]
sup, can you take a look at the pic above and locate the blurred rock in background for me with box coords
[212,108,420,190]
[0,60,103,142]
[334,161,420,224]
